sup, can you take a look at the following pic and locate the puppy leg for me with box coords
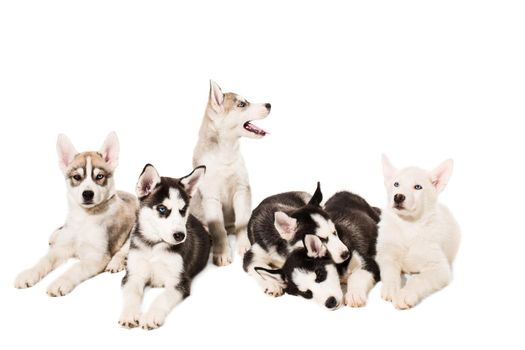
[243,244,284,297]
[233,188,252,256]
[15,242,73,289]
[377,256,402,302]
[47,251,110,297]
[345,269,376,308]
[106,237,130,273]
[140,286,184,330]
[119,275,147,328]
[395,263,451,310]
[203,197,231,266]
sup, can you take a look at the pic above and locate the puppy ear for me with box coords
[100,132,120,171]
[274,211,297,240]
[430,159,454,193]
[381,154,397,181]
[180,165,206,197]
[308,182,323,207]
[209,80,224,112]
[136,164,161,198]
[254,267,286,288]
[304,234,327,258]
[56,134,78,172]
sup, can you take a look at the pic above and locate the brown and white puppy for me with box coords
[14,132,138,296]
[190,80,271,266]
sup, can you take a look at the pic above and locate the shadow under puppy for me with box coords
[255,191,381,309]
[119,164,210,330]
[15,132,137,296]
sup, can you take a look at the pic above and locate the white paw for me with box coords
[119,309,141,329]
[345,290,368,308]
[212,253,232,266]
[47,277,75,297]
[263,284,284,297]
[381,283,399,302]
[236,237,251,256]
[14,269,41,289]
[394,289,419,310]
[106,254,126,273]
[140,310,166,330]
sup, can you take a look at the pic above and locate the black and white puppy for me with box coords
[256,191,381,309]
[119,164,210,330]
[324,191,381,307]
[255,237,344,310]
[243,183,349,297]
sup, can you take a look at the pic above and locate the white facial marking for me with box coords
[292,265,343,309]
[310,213,348,263]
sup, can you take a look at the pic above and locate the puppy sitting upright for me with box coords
[119,164,209,330]
[377,155,461,309]
[191,81,271,266]
[14,132,137,296]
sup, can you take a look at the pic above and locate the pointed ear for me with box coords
[274,211,297,241]
[430,159,453,193]
[209,80,224,112]
[180,165,206,197]
[56,134,78,172]
[382,154,397,181]
[100,132,120,171]
[254,267,286,288]
[136,164,161,198]
[304,234,327,258]
[308,182,323,207]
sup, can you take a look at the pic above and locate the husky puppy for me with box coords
[191,81,271,266]
[255,239,344,310]
[119,164,210,330]
[324,191,381,307]
[257,191,381,309]
[14,132,137,296]
[243,183,349,297]
[377,155,460,309]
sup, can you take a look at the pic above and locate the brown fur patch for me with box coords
[107,191,138,255]
[66,152,112,178]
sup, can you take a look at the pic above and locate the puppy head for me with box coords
[135,164,205,245]
[255,247,343,310]
[273,182,350,264]
[382,154,454,219]
[206,80,271,139]
[57,132,119,208]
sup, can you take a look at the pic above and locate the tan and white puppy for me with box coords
[191,80,271,266]
[376,155,460,309]
[14,132,138,296]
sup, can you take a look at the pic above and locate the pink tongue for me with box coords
[245,122,267,135]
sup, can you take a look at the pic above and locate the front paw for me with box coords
[212,248,232,266]
[381,283,399,302]
[264,284,284,297]
[47,277,75,297]
[394,289,419,310]
[345,289,368,308]
[119,309,141,329]
[140,310,166,330]
[106,255,126,273]
[15,269,41,289]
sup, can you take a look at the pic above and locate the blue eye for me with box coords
[414,184,422,190]
[394,182,399,187]
[157,205,167,214]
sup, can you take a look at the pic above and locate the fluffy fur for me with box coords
[190,80,271,266]
[119,164,210,330]
[14,132,137,296]
[376,155,461,309]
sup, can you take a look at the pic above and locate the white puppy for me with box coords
[376,155,460,309]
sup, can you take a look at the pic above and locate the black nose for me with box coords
[265,103,271,111]
[394,194,406,204]
[173,232,186,242]
[340,250,350,261]
[325,296,338,309]
[82,190,94,201]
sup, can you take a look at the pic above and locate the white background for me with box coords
[1,1,524,349]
